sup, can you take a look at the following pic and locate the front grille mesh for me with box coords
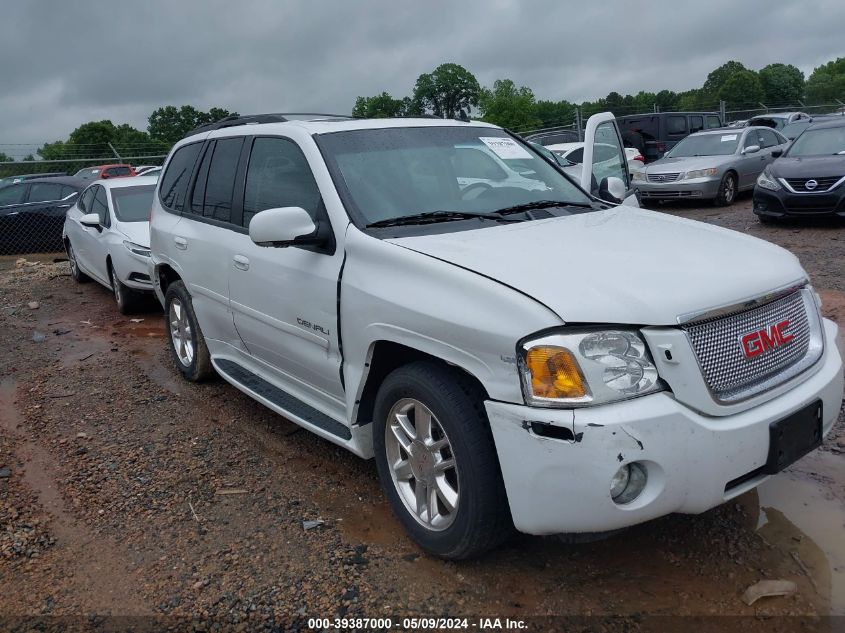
[683,291,811,399]
[647,172,681,183]
[784,176,842,192]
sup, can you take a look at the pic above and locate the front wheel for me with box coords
[66,241,90,283]
[163,280,213,381]
[110,265,142,315]
[714,172,737,206]
[373,362,512,559]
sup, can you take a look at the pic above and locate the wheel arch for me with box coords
[156,263,182,296]
[352,340,490,433]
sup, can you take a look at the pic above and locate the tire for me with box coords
[373,361,512,559]
[163,280,213,382]
[714,172,737,207]
[66,240,90,283]
[110,264,142,315]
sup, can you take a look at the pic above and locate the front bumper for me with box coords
[486,318,843,535]
[753,186,845,218]
[112,247,154,291]
[637,177,721,200]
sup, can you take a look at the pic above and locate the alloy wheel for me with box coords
[384,398,460,531]
[168,298,194,367]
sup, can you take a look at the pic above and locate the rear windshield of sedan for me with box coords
[111,185,155,222]
[787,126,845,157]
[666,133,739,157]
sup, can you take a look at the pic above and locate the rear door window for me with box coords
[706,115,722,129]
[689,116,704,133]
[27,182,64,203]
[666,116,687,135]
[200,137,244,223]
[159,142,203,212]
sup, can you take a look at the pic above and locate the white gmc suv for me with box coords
[149,112,843,559]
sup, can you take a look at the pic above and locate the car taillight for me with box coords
[633,154,645,162]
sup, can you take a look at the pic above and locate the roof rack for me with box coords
[183,112,358,139]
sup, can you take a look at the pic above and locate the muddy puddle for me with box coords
[749,448,845,615]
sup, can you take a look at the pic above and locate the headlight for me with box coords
[632,171,647,182]
[756,169,781,191]
[518,330,663,407]
[684,168,718,179]
[123,240,151,257]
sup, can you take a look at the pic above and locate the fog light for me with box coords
[610,462,648,504]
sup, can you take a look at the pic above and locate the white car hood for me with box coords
[387,208,806,325]
[116,221,150,247]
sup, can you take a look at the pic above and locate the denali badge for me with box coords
[740,320,794,359]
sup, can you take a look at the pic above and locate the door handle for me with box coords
[174,236,188,250]
[233,254,250,271]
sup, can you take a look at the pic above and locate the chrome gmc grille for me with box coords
[647,172,681,183]
[682,289,817,402]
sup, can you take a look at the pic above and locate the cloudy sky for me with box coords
[1,0,842,153]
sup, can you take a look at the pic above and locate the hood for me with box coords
[116,221,150,247]
[387,208,805,325]
[645,155,735,173]
[768,155,845,179]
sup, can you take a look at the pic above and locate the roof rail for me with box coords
[183,112,359,139]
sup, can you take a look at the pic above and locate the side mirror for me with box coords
[249,206,321,248]
[771,149,783,158]
[744,145,760,154]
[598,176,626,204]
[80,213,101,227]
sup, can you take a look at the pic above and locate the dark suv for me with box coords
[0,176,84,254]
[617,112,723,162]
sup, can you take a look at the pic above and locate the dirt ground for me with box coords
[1,195,844,632]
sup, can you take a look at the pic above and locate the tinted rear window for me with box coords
[27,182,64,203]
[160,142,202,211]
[666,116,687,135]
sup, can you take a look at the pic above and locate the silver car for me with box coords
[634,126,788,206]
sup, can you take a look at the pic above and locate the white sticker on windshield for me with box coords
[479,137,533,160]
[720,134,737,142]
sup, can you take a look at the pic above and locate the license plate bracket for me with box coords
[763,400,823,475]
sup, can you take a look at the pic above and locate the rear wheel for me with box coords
[714,172,737,206]
[373,361,512,559]
[66,241,90,283]
[164,280,213,381]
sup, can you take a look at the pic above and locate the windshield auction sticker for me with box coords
[479,137,534,159]
[720,134,738,142]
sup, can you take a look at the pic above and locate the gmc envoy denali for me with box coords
[148,112,843,559]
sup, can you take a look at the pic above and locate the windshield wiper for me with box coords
[365,210,519,229]
[492,199,594,215]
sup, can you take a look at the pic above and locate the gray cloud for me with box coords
[1,0,843,151]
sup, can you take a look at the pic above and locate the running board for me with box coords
[214,358,352,440]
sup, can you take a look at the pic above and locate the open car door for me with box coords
[580,112,639,207]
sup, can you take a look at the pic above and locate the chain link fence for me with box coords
[0,153,166,256]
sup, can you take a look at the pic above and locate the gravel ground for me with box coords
[0,197,843,632]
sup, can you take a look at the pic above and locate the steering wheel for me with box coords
[460,182,493,200]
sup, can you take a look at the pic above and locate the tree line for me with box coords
[353,57,845,132]
[11,56,845,163]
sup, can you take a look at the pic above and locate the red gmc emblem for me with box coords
[739,320,794,358]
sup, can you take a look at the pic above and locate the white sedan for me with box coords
[63,176,156,314]
[547,141,645,175]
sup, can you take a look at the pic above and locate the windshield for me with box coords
[666,133,739,157]
[316,126,591,227]
[110,185,154,222]
[787,126,845,156]
[75,168,100,179]
[782,121,811,139]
